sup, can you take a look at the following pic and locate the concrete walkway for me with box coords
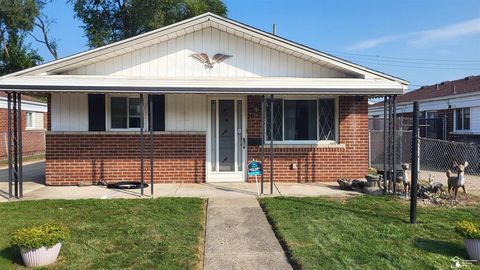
[0,161,45,200]
[204,197,292,270]
[1,182,358,202]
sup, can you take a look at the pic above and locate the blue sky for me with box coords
[27,0,480,90]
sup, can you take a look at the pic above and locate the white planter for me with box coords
[465,239,480,262]
[20,243,62,267]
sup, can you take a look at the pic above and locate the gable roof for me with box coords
[1,13,407,85]
[371,75,479,107]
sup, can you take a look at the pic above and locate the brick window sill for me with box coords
[263,143,346,149]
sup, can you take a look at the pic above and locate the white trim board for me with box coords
[369,93,480,116]
[0,76,405,95]
[0,97,47,112]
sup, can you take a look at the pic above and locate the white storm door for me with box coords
[207,97,246,182]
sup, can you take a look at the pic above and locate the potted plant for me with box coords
[455,221,480,262]
[11,223,69,267]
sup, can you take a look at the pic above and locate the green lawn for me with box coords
[260,196,480,270]
[0,198,206,270]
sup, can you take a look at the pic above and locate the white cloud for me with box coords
[409,18,480,47]
[349,34,404,50]
[349,18,480,50]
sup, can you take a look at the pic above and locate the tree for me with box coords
[0,34,42,75]
[0,0,43,75]
[29,0,59,60]
[70,0,228,48]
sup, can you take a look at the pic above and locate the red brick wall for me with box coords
[0,109,46,159]
[45,133,205,185]
[246,96,368,182]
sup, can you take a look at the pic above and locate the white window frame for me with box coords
[106,94,148,131]
[425,110,437,119]
[26,111,35,130]
[265,96,339,144]
[454,107,470,131]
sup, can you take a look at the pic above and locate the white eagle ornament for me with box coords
[191,53,232,68]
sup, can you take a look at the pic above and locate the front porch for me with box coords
[0,161,358,202]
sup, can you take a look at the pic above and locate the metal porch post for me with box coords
[13,92,18,198]
[18,93,23,198]
[270,94,274,195]
[260,96,265,195]
[149,95,154,196]
[388,95,393,193]
[140,93,144,196]
[383,96,388,194]
[7,92,12,199]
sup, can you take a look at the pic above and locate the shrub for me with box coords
[455,221,480,239]
[11,223,69,249]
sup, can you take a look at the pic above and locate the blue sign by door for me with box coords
[248,160,263,176]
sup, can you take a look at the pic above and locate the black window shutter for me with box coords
[88,94,106,131]
[149,95,165,131]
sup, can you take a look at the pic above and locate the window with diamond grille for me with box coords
[266,98,337,142]
[318,99,336,141]
[266,99,283,141]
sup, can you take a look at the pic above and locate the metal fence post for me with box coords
[383,96,388,194]
[410,102,419,224]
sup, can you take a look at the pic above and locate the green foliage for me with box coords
[0,35,42,75]
[11,223,69,249]
[0,0,38,33]
[456,221,480,239]
[0,0,44,75]
[70,0,228,48]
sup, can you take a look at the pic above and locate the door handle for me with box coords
[242,137,246,149]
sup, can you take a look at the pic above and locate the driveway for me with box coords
[0,161,45,200]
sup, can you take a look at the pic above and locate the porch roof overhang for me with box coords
[0,75,405,95]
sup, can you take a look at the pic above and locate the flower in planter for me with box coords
[455,221,480,239]
[455,221,480,262]
[11,223,69,267]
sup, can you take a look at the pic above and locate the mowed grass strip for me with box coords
[0,198,206,270]
[260,196,480,270]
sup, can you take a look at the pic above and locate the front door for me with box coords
[207,97,246,182]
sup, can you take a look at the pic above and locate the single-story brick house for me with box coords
[369,75,479,144]
[0,93,47,159]
[0,13,407,185]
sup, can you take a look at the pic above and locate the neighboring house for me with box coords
[0,13,407,185]
[0,93,47,159]
[369,75,480,144]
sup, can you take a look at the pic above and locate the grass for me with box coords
[0,154,45,166]
[260,195,480,270]
[0,198,206,270]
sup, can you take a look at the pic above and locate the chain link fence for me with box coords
[369,127,480,195]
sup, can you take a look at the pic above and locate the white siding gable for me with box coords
[66,27,356,79]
